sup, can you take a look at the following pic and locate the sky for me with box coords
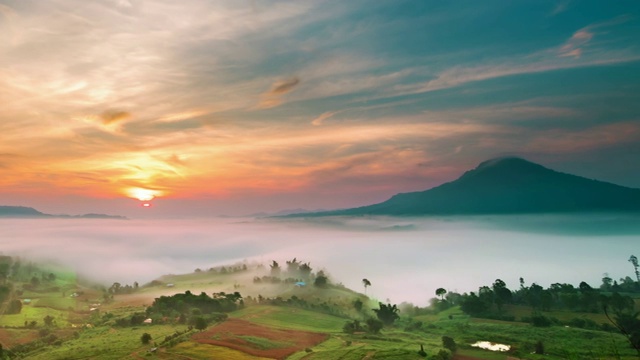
[1,0,640,217]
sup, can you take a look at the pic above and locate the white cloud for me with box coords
[311,111,336,126]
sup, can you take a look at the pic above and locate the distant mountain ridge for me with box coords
[293,157,640,216]
[0,206,127,219]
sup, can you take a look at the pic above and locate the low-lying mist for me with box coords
[1,214,638,306]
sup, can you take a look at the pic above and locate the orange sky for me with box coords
[1,1,640,217]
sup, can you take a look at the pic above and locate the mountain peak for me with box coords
[292,157,640,216]
[476,156,536,169]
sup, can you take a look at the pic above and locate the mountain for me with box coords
[0,206,127,219]
[295,157,640,216]
[0,206,48,217]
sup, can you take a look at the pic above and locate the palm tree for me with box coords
[362,278,371,295]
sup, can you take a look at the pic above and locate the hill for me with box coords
[298,157,640,216]
[0,205,126,219]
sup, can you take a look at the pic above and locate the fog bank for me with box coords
[1,214,638,305]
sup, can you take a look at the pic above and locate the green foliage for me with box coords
[193,316,208,331]
[535,340,545,354]
[6,299,23,314]
[365,318,383,334]
[314,271,329,287]
[373,303,400,326]
[343,320,362,334]
[147,290,242,317]
[43,315,55,327]
[353,298,363,312]
[441,336,456,352]
[431,349,451,360]
[417,344,427,357]
[526,312,554,327]
[459,292,488,316]
[140,332,152,344]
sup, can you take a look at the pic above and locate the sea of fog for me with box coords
[1,214,639,306]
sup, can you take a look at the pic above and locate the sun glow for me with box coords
[127,188,161,201]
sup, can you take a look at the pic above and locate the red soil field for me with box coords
[191,318,328,359]
[0,329,38,347]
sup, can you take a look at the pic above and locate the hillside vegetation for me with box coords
[0,255,638,359]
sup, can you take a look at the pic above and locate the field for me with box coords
[1,261,639,360]
[191,318,328,359]
[232,305,347,332]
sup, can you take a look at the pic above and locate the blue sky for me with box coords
[0,0,639,216]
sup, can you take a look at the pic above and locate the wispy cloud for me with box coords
[258,76,301,109]
[311,111,336,126]
[559,30,593,58]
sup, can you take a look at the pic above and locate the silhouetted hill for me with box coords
[296,157,640,216]
[0,206,49,217]
[0,206,126,219]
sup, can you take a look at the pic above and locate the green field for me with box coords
[232,305,347,332]
[1,261,639,360]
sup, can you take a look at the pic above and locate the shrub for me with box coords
[442,336,456,352]
[529,313,552,327]
[432,349,450,360]
[343,320,362,334]
[366,318,383,334]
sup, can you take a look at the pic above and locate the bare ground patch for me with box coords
[192,318,328,359]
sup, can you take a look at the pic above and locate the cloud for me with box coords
[100,110,131,125]
[258,76,301,109]
[559,29,593,58]
[311,111,336,126]
[550,0,570,16]
[526,121,640,153]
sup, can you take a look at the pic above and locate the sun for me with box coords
[127,188,160,201]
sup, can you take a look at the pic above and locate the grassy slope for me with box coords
[4,266,640,360]
[231,305,347,332]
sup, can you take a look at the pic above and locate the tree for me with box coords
[365,318,383,334]
[43,315,55,327]
[373,302,400,326]
[492,279,512,312]
[269,261,281,277]
[314,271,328,287]
[630,255,640,282]
[6,299,22,314]
[604,296,640,356]
[601,273,613,291]
[286,258,300,275]
[141,333,152,344]
[442,336,457,352]
[460,292,488,316]
[353,299,363,312]
[299,263,312,279]
[417,344,427,357]
[194,317,208,331]
[362,279,371,295]
[435,288,447,300]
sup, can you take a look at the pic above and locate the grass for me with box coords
[26,325,188,360]
[238,335,293,349]
[231,305,347,332]
[33,296,79,311]
[502,304,610,324]
[168,341,272,359]
[428,316,638,359]
[0,306,69,327]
